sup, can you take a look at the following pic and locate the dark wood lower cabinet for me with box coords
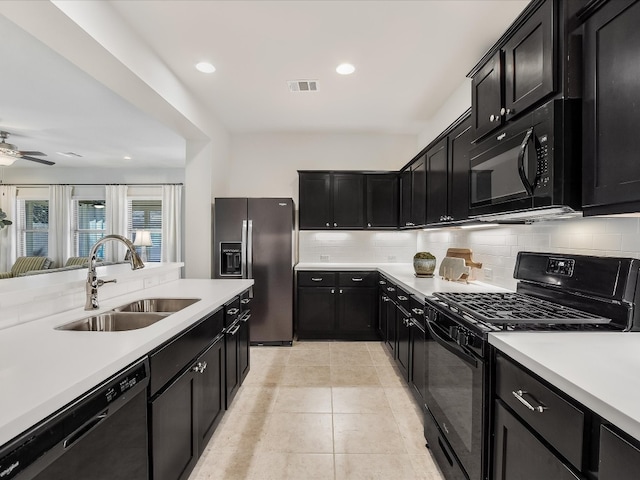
[409,319,426,406]
[396,309,411,380]
[493,400,580,480]
[196,336,225,456]
[296,271,377,340]
[239,314,251,383]
[225,319,241,408]
[385,298,397,355]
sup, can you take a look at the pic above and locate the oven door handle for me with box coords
[426,318,478,368]
[517,127,536,197]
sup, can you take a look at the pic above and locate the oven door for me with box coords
[469,122,545,217]
[424,304,485,480]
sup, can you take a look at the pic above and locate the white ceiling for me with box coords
[0,0,529,169]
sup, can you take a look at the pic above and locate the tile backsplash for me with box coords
[298,216,640,291]
[299,231,418,264]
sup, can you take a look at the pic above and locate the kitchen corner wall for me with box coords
[299,230,418,264]
[418,216,640,290]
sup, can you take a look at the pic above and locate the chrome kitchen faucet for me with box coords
[85,234,145,310]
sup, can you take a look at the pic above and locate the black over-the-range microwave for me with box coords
[468,99,582,219]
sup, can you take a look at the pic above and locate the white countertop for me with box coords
[489,332,640,442]
[296,262,509,298]
[0,278,253,447]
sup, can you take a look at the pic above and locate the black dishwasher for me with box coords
[0,357,149,480]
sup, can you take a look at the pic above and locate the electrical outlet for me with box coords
[484,268,493,281]
[320,255,330,262]
[387,255,397,262]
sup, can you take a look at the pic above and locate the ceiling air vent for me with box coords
[56,152,83,158]
[287,80,319,92]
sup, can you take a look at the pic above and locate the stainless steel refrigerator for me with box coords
[213,198,294,345]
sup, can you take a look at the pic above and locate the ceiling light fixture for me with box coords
[123,156,132,160]
[0,153,17,166]
[195,61,216,73]
[336,63,355,75]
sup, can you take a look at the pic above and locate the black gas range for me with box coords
[422,252,640,480]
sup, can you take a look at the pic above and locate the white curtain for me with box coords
[0,185,17,271]
[161,184,183,262]
[48,185,73,267]
[105,185,129,262]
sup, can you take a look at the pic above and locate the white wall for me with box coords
[417,79,471,149]
[226,132,418,201]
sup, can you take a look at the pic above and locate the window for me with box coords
[18,199,49,257]
[73,200,106,258]
[128,199,162,262]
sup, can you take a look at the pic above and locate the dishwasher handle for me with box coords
[63,410,109,449]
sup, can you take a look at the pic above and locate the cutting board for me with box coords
[438,257,471,282]
[445,248,483,269]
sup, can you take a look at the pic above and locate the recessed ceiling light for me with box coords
[195,61,216,74]
[123,156,132,160]
[336,63,355,75]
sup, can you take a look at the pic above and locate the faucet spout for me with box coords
[85,234,145,310]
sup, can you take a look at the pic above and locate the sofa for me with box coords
[0,256,54,279]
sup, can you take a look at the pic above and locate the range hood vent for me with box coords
[287,80,319,92]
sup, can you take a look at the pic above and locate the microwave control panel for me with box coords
[535,134,550,190]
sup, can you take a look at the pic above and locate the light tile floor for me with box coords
[190,341,445,480]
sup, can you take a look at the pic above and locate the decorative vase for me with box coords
[413,252,436,277]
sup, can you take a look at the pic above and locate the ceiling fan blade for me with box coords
[21,155,55,166]
[18,151,46,156]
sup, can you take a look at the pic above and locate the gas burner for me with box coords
[433,292,611,326]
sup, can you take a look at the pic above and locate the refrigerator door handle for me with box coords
[241,220,248,279]
[248,219,254,298]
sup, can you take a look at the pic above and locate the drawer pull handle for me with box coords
[387,287,396,292]
[512,390,547,413]
[352,277,363,282]
[397,295,408,301]
[379,280,386,285]
[311,277,323,282]
[241,298,250,304]
[227,308,239,315]
[412,308,424,315]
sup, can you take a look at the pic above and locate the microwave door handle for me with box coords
[517,127,535,197]
[426,318,478,368]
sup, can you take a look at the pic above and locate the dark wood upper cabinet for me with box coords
[448,116,472,222]
[365,174,398,228]
[426,138,449,224]
[472,51,504,140]
[298,171,365,229]
[400,156,426,228]
[299,172,332,229]
[503,0,554,120]
[470,0,555,142]
[333,173,364,229]
[581,0,640,215]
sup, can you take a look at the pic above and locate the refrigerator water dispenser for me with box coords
[220,242,242,276]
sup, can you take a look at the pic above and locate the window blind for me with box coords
[73,200,106,258]
[18,199,49,257]
[127,199,162,262]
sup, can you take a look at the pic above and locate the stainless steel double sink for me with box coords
[56,298,200,332]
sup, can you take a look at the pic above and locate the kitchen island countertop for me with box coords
[0,278,253,447]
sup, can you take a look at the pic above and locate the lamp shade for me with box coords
[133,230,153,247]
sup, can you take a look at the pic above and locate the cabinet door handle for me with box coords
[331,289,335,294]
[367,223,372,228]
[339,289,343,294]
[412,308,424,316]
[240,313,251,323]
[397,295,408,301]
[311,277,323,282]
[379,280,386,285]
[228,324,241,336]
[500,107,514,116]
[387,287,395,292]
[351,277,363,282]
[326,223,330,227]
[334,222,337,227]
[512,390,547,413]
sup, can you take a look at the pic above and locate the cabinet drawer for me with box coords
[395,286,411,311]
[338,271,377,287]
[150,308,223,397]
[298,271,336,287]
[224,296,241,327]
[496,355,584,470]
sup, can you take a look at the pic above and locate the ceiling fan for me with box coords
[0,131,55,166]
